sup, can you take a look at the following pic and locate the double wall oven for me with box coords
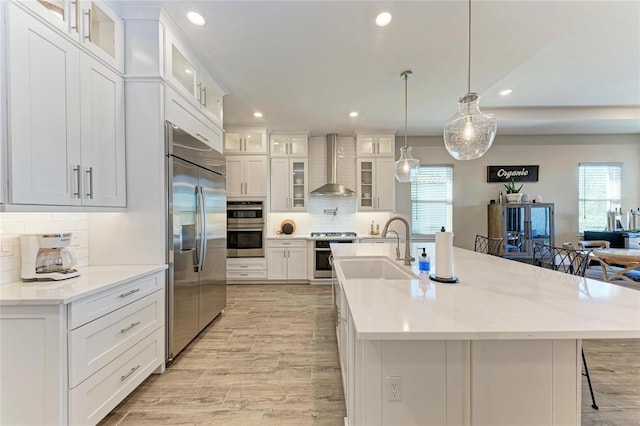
[227,201,265,257]
[312,232,357,278]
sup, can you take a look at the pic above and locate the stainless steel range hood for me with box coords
[310,134,355,196]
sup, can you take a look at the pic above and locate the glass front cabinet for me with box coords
[488,203,555,259]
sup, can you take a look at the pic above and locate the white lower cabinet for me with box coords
[267,239,307,280]
[69,328,164,425]
[226,257,267,281]
[0,271,165,426]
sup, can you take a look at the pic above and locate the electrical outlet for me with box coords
[385,376,403,401]
[0,238,14,257]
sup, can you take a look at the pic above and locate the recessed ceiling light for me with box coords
[187,11,206,27]
[185,69,192,74]
[349,112,358,118]
[375,12,392,27]
[500,88,513,96]
[253,112,263,118]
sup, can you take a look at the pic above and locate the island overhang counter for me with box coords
[330,243,640,426]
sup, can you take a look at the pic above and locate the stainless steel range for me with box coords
[311,232,357,278]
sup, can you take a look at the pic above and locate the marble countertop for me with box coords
[0,264,167,305]
[331,243,640,340]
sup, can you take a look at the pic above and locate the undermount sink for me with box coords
[336,257,419,281]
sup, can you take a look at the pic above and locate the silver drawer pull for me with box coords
[240,273,249,277]
[240,265,249,268]
[120,321,141,334]
[120,364,141,381]
[119,288,140,298]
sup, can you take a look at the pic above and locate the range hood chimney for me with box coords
[310,134,355,196]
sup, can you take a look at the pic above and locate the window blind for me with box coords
[578,163,622,232]
[411,166,453,234]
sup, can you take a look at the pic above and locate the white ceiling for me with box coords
[134,1,640,137]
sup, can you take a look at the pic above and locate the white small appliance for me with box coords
[21,233,79,282]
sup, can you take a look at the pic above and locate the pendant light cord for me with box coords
[401,70,412,149]
[404,72,408,149]
[467,0,472,94]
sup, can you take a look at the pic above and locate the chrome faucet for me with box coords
[381,217,415,265]
[386,229,401,260]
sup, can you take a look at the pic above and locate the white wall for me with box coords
[396,134,640,250]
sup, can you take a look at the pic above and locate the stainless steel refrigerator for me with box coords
[166,121,226,362]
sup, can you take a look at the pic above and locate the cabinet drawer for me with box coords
[267,239,307,248]
[68,289,164,388]
[227,261,267,271]
[227,270,267,280]
[69,328,164,426]
[69,272,164,329]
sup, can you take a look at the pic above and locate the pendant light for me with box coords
[395,70,420,182]
[443,0,497,160]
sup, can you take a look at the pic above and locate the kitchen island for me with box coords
[331,243,640,426]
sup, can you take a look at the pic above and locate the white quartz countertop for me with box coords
[0,264,167,305]
[331,243,640,340]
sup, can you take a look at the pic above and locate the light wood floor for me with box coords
[100,284,639,425]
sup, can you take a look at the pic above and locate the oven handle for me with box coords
[227,205,264,210]
[228,227,264,232]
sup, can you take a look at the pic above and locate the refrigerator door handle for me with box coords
[197,185,207,271]
[194,185,202,272]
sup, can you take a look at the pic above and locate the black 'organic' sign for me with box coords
[487,165,539,183]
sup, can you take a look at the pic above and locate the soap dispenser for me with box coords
[419,248,430,274]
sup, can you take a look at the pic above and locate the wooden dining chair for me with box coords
[578,240,610,249]
[532,242,599,410]
[474,235,504,256]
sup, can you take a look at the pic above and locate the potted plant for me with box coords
[504,179,523,203]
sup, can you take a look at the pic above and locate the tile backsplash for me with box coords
[0,212,89,284]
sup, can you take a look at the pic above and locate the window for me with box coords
[578,163,622,232]
[411,166,453,234]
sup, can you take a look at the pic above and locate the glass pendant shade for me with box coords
[395,146,420,182]
[443,92,496,160]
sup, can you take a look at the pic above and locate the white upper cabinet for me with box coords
[18,0,123,72]
[356,134,395,157]
[270,134,308,157]
[5,3,125,207]
[78,1,124,72]
[270,158,308,212]
[165,27,224,129]
[20,0,79,38]
[224,129,268,154]
[226,156,268,198]
[7,3,82,205]
[79,54,126,206]
[357,157,395,211]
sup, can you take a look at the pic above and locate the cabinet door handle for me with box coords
[83,9,91,41]
[196,133,209,142]
[202,86,207,108]
[86,167,94,199]
[197,82,202,104]
[73,165,81,199]
[120,321,141,334]
[119,288,140,298]
[120,364,141,381]
[71,1,79,31]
